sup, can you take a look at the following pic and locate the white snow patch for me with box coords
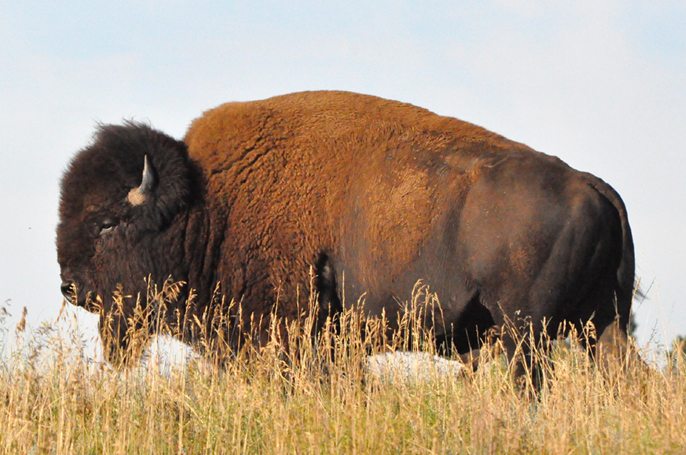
[366,351,465,383]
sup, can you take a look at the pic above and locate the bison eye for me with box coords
[99,219,118,235]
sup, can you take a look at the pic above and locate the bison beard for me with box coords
[56,91,636,378]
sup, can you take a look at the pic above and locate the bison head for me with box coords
[57,122,195,362]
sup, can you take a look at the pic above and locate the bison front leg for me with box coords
[97,297,152,368]
[99,310,133,367]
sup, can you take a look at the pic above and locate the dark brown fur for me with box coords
[57,91,635,367]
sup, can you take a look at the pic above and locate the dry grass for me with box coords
[0,286,684,455]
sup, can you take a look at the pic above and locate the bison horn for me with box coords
[127,155,156,206]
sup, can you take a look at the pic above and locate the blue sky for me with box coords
[1,1,684,356]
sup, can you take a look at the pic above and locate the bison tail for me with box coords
[589,176,636,329]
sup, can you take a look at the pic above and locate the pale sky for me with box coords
[1,1,684,357]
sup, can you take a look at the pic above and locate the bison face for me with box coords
[57,122,195,360]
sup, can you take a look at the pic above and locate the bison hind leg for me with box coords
[569,273,646,377]
[573,276,633,368]
[596,318,629,360]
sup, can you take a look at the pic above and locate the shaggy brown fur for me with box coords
[57,91,635,368]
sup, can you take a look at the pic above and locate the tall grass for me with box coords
[0,285,684,454]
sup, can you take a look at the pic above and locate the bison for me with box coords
[57,90,635,372]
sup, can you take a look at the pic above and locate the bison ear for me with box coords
[127,155,156,206]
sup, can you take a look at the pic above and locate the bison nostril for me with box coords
[61,281,75,301]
